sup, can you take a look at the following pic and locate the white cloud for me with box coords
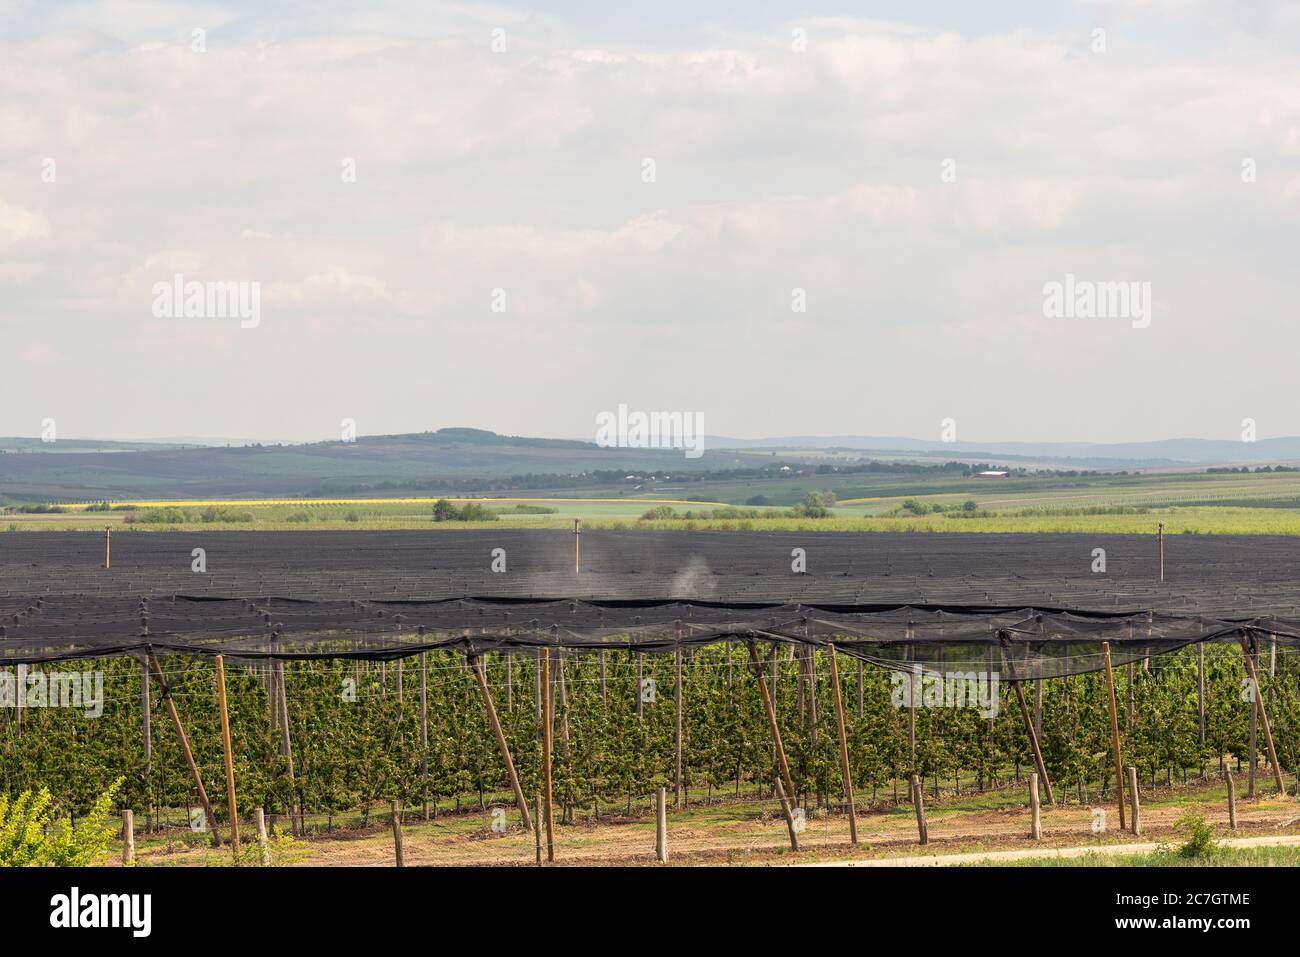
[0,200,50,246]
[1,3,1298,441]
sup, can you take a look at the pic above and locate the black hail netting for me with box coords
[2,530,1298,677]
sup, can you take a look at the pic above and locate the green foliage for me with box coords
[432,499,499,522]
[125,507,190,524]
[232,831,297,867]
[1171,809,1217,859]
[3,645,1290,837]
[0,778,123,866]
[789,492,833,518]
[199,506,253,522]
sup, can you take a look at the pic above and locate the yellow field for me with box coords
[59,496,727,510]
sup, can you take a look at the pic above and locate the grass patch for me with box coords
[981,845,1300,867]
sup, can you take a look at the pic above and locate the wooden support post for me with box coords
[1157,521,1165,582]
[573,519,581,575]
[121,810,135,865]
[505,652,513,710]
[774,778,800,852]
[419,651,429,819]
[1249,669,1257,799]
[1100,642,1127,831]
[469,655,532,831]
[1029,773,1041,840]
[541,649,555,863]
[1127,766,1141,835]
[104,526,111,569]
[146,654,221,845]
[270,659,280,736]
[1197,638,1205,747]
[655,787,668,863]
[747,641,796,807]
[534,794,543,865]
[215,655,240,854]
[1012,680,1055,805]
[827,644,858,846]
[390,801,404,867]
[1225,772,1237,830]
[910,773,928,845]
[1033,678,1042,743]
[534,648,544,728]
[674,646,683,808]
[771,643,779,709]
[635,652,643,719]
[806,641,818,747]
[1239,634,1286,796]
[140,658,152,830]
[255,808,271,865]
[275,660,299,835]
[907,643,916,783]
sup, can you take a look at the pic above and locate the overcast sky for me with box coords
[3,1,1299,443]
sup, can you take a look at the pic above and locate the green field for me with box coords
[11,468,1300,533]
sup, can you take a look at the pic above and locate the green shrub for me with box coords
[131,507,189,524]
[0,778,123,867]
[1172,810,1217,859]
[456,502,498,522]
[200,506,254,523]
[431,499,497,522]
[789,493,833,518]
[641,505,678,520]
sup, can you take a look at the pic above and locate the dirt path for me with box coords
[128,786,1300,868]
[804,834,1300,867]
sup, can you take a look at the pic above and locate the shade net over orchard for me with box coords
[2,530,1298,676]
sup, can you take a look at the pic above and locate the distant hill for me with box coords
[7,426,1300,505]
[0,429,769,503]
[708,435,1300,468]
[0,438,195,453]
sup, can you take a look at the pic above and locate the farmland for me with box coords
[98,777,1300,868]
[6,641,1297,869]
[12,466,1300,533]
[2,529,1298,874]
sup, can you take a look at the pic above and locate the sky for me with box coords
[2,0,1299,444]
